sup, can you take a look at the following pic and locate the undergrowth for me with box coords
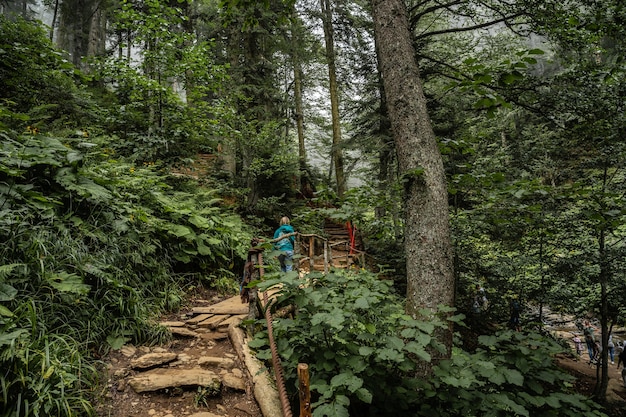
[250,269,607,417]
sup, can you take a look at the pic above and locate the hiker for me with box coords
[573,335,583,357]
[608,333,615,364]
[582,319,597,363]
[617,348,626,387]
[273,216,296,272]
[592,340,602,364]
[508,296,521,331]
[472,284,488,313]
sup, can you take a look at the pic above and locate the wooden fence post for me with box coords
[308,236,315,271]
[298,363,312,417]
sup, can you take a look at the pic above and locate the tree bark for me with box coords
[371,0,454,364]
[291,7,307,173]
[320,0,346,198]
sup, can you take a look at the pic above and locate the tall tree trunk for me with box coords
[593,162,610,401]
[290,7,310,197]
[293,33,306,172]
[57,0,104,71]
[320,0,345,198]
[371,0,454,368]
[49,0,59,41]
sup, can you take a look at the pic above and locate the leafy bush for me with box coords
[0,16,98,129]
[251,269,450,417]
[0,115,250,414]
[419,331,606,417]
[251,271,606,417]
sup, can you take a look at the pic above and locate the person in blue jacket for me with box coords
[273,216,296,272]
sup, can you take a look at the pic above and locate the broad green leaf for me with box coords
[0,329,28,346]
[45,272,91,294]
[0,305,13,317]
[330,373,363,392]
[189,215,210,228]
[404,341,431,362]
[544,395,560,408]
[167,224,193,238]
[354,296,369,309]
[107,335,130,350]
[355,387,373,404]
[0,283,18,301]
[503,368,524,386]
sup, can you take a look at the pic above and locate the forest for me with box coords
[1,0,626,416]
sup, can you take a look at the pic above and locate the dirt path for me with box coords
[95,291,264,417]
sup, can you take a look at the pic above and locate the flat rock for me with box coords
[198,356,235,368]
[186,314,213,324]
[188,413,221,417]
[201,331,229,341]
[234,400,258,416]
[168,327,200,338]
[217,314,247,331]
[197,315,228,329]
[192,296,248,315]
[119,345,137,357]
[131,352,178,369]
[160,321,186,327]
[222,373,246,391]
[128,368,221,393]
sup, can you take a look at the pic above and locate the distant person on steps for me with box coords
[273,216,296,272]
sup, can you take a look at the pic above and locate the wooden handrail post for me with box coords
[323,240,329,273]
[298,363,312,417]
[308,236,314,271]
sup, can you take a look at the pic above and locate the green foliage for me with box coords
[0,16,98,129]
[251,269,449,416]
[419,331,606,417]
[0,18,253,413]
[251,271,603,417]
[96,0,233,164]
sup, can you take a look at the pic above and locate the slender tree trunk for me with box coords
[594,162,610,401]
[320,0,345,197]
[293,35,306,171]
[371,0,454,369]
[373,33,395,221]
[49,0,59,41]
[126,28,131,61]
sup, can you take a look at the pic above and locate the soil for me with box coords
[556,353,626,416]
[94,289,264,417]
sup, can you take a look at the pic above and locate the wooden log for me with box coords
[298,363,312,417]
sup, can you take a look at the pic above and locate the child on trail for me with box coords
[573,335,583,357]
[273,216,296,272]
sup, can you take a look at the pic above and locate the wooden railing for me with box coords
[297,233,365,273]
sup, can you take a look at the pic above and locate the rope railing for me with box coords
[257,251,293,417]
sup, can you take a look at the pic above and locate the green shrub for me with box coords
[419,330,607,417]
[251,271,606,417]
[251,269,450,417]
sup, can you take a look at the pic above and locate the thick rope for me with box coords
[258,252,293,417]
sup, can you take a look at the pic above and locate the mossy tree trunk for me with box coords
[371,0,455,372]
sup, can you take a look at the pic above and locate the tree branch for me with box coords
[409,0,464,29]
[415,13,526,40]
